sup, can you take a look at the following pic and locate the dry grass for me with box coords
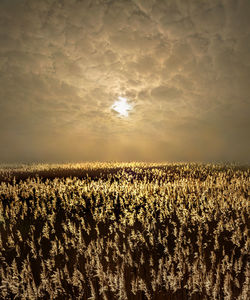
[0,162,249,299]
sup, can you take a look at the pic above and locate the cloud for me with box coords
[0,0,249,163]
[151,85,182,102]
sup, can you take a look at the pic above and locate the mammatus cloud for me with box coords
[0,0,249,163]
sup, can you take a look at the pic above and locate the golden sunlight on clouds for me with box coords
[0,0,249,163]
[111,97,132,117]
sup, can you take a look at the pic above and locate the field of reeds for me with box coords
[0,162,249,299]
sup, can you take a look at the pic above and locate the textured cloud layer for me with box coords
[0,0,249,163]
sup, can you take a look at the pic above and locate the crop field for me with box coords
[0,162,249,299]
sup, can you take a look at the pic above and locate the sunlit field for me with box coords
[0,162,249,300]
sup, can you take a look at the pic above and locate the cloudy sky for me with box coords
[0,0,249,163]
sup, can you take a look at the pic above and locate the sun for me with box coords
[111,97,132,117]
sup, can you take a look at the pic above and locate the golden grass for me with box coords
[0,162,249,299]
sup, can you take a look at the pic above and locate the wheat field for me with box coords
[0,162,249,299]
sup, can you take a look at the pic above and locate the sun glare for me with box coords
[111,97,132,117]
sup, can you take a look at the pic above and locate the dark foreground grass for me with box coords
[0,163,249,299]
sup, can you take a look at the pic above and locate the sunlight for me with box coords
[111,96,132,117]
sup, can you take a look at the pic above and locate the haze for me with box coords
[0,0,249,163]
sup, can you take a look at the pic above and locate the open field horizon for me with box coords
[0,161,249,183]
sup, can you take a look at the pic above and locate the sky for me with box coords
[0,0,249,164]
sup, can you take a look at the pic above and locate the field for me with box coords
[0,162,249,300]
